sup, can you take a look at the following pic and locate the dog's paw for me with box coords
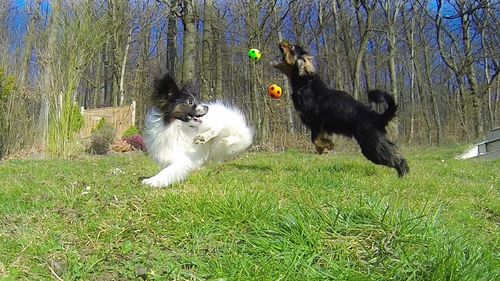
[193,135,207,144]
[142,177,167,188]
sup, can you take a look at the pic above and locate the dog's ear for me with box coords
[181,81,200,99]
[154,74,180,100]
[297,55,315,76]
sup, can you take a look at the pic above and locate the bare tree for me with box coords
[331,0,346,90]
[180,0,197,87]
[39,1,109,157]
[379,0,403,103]
[201,0,216,100]
[433,0,485,138]
[401,3,416,143]
[107,0,131,106]
[166,6,178,74]
[352,0,376,99]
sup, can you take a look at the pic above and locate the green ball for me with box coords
[248,48,261,60]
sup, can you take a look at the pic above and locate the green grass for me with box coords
[0,147,499,280]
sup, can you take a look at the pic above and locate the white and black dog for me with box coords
[142,74,253,188]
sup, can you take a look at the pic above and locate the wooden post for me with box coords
[131,100,136,125]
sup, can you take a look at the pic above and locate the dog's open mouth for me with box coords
[270,45,285,68]
[187,116,200,123]
[270,41,290,69]
[188,104,209,124]
[187,113,204,124]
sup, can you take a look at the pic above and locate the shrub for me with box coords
[0,68,15,102]
[122,125,140,138]
[88,135,110,155]
[0,68,16,158]
[87,118,116,155]
[92,118,115,143]
[111,139,132,153]
[94,117,107,131]
[123,135,146,151]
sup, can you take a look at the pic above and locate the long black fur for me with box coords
[273,42,409,177]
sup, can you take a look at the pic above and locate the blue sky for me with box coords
[10,0,51,38]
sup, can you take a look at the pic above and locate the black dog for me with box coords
[271,41,409,177]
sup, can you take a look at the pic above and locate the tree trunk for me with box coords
[482,30,493,125]
[434,0,480,139]
[119,27,133,106]
[39,1,58,146]
[180,0,197,87]
[459,2,482,137]
[423,45,443,144]
[331,0,344,90]
[214,18,222,100]
[381,0,402,139]
[403,4,416,143]
[274,5,295,133]
[318,0,331,83]
[201,0,215,100]
[94,49,104,108]
[353,0,375,100]
[103,40,111,106]
[246,1,260,141]
[166,12,177,74]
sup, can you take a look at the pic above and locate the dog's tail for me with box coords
[368,90,397,126]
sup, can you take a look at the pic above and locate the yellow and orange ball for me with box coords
[267,84,282,99]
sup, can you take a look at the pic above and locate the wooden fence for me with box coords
[79,101,136,139]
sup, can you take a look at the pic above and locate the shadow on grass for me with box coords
[229,160,380,178]
[228,163,274,172]
[316,162,379,176]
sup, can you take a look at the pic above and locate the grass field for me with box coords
[0,146,499,280]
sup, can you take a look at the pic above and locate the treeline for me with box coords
[0,0,498,158]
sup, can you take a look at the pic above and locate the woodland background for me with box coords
[0,0,498,158]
